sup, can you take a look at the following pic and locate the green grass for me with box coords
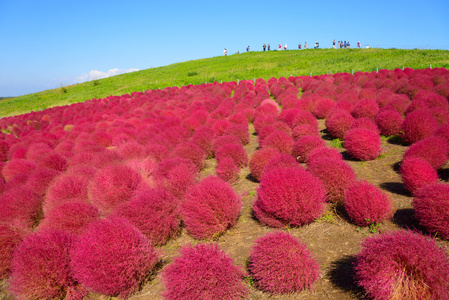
[1,48,449,118]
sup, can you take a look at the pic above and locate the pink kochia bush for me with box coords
[214,143,248,168]
[413,183,449,239]
[0,224,24,279]
[162,243,247,300]
[253,167,326,228]
[307,157,356,203]
[38,201,100,235]
[344,128,382,161]
[181,176,242,239]
[9,229,82,300]
[292,135,326,162]
[248,231,319,294]
[374,110,403,136]
[325,110,355,140]
[402,135,448,170]
[216,157,240,184]
[249,148,280,182]
[400,157,438,194]
[87,164,143,214]
[70,217,158,298]
[113,187,181,245]
[400,110,438,144]
[0,186,42,229]
[344,180,393,226]
[354,230,449,300]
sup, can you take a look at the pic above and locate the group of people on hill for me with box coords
[333,40,368,49]
[224,39,369,55]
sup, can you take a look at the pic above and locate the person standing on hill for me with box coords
[246,45,250,52]
[333,39,336,49]
[278,43,281,50]
[263,44,266,51]
[304,42,308,49]
[284,43,287,50]
[298,42,301,49]
[357,41,361,48]
[223,48,227,56]
[268,44,270,50]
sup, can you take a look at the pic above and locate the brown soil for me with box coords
[1,120,448,300]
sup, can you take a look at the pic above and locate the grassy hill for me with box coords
[1,48,449,118]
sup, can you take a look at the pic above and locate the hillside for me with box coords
[1,48,449,117]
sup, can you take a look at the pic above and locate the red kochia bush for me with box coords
[292,124,320,140]
[248,231,319,294]
[374,110,403,136]
[344,128,382,161]
[180,176,242,239]
[400,110,439,144]
[44,172,91,213]
[344,180,393,226]
[25,167,61,197]
[0,224,24,279]
[39,201,100,235]
[400,157,439,194]
[306,146,343,164]
[402,136,448,169]
[263,153,299,175]
[162,243,247,300]
[10,229,81,300]
[2,159,37,181]
[253,167,326,228]
[307,157,356,203]
[87,164,142,214]
[113,187,181,246]
[261,130,294,155]
[214,143,248,168]
[0,186,42,229]
[249,148,280,182]
[312,97,335,119]
[216,157,240,184]
[172,142,207,170]
[71,217,158,298]
[292,135,326,162]
[354,230,449,300]
[325,110,355,139]
[351,98,379,120]
[413,183,449,239]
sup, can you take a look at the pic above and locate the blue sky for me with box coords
[0,0,448,97]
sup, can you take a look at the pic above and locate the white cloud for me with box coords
[75,68,140,83]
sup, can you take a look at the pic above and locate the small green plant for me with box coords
[330,138,343,148]
[187,71,198,77]
[318,212,337,224]
[59,83,67,94]
[368,221,381,233]
[91,79,100,86]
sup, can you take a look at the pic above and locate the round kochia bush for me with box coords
[0,224,24,279]
[180,176,242,239]
[344,128,382,161]
[413,183,449,239]
[344,180,393,226]
[113,187,181,246]
[400,110,438,144]
[307,157,356,203]
[249,147,280,182]
[248,231,320,294]
[87,164,143,214]
[39,201,100,235]
[400,156,438,194]
[402,135,448,170]
[354,230,449,300]
[70,217,158,298]
[253,167,326,228]
[9,229,81,300]
[162,243,247,300]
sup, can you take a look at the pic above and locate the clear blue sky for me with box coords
[1,0,448,97]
